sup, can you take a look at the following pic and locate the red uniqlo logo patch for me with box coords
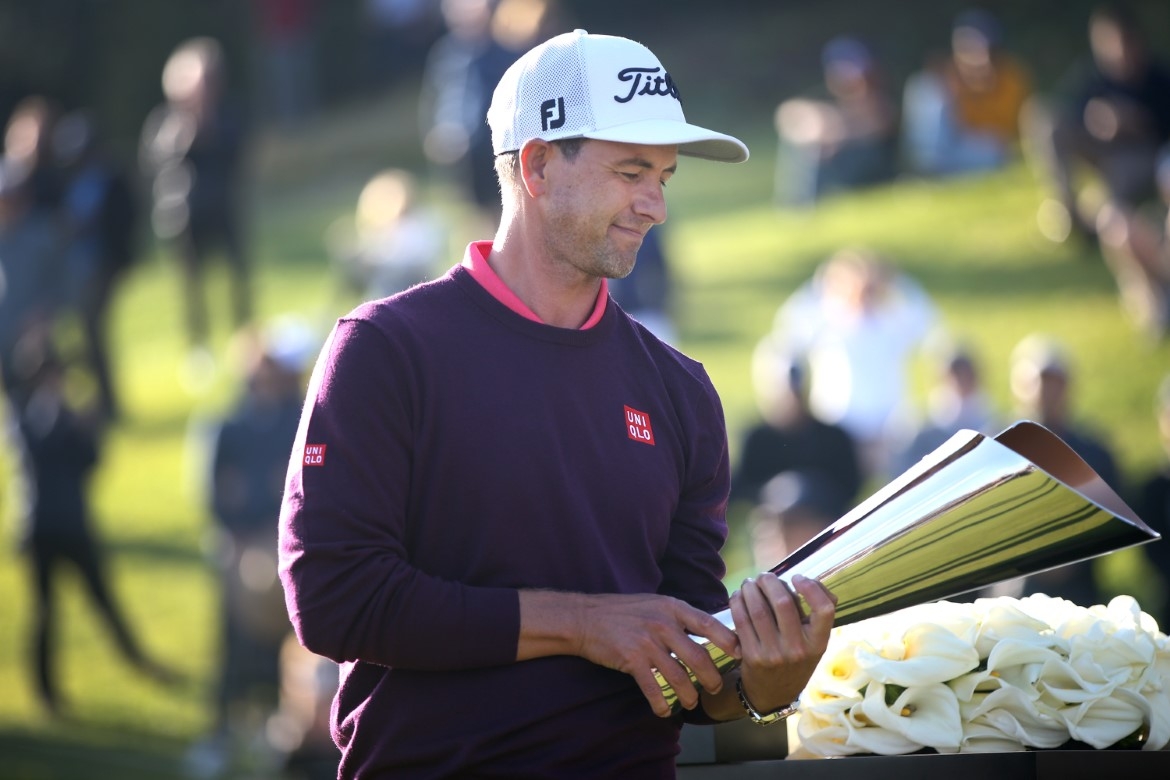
[624,405,655,446]
[303,444,327,466]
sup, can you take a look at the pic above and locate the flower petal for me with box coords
[859,682,963,750]
[857,623,979,687]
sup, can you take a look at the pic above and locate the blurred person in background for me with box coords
[250,0,319,129]
[1131,375,1170,632]
[1095,151,1170,340]
[772,247,939,481]
[361,0,443,91]
[1025,4,1170,245]
[606,224,675,343]
[10,329,176,716]
[2,95,65,218]
[746,470,846,574]
[0,159,60,394]
[324,167,448,303]
[730,338,862,514]
[192,317,317,774]
[269,634,340,780]
[419,0,520,229]
[902,8,1031,177]
[1010,333,1121,607]
[887,339,1000,479]
[51,110,140,422]
[419,0,563,230]
[140,37,252,371]
[773,35,898,207]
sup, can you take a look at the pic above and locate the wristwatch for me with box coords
[736,677,799,726]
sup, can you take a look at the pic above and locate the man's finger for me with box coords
[793,575,837,643]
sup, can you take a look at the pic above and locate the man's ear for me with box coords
[519,139,553,198]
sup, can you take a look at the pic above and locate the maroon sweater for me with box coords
[279,261,731,778]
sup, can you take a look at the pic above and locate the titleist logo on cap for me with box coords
[486,29,748,163]
[614,67,679,104]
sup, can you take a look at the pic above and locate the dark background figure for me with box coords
[10,331,174,716]
[359,0,444,92]
[196,318,315,772]
[773,35,899,207]
[1009,333,1123,607]
[1095,150,1170,340]
[0,158,61,392]
[1132,375,1170,632]
[887,340,1000,479]
[419,0,517,227]
[1025,3,1170,244]
[730,339,863,516]
[139,37,251,357]
[249,0,319,130]
[51,111,140,422]
[419,0,561,229]
[746,469,846,574]
[608,224,676,344]
[902,8,1032,177]
[2,95,65,219]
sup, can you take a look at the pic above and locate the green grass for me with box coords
[1,97,1168,777]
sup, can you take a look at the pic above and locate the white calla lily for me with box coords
[794,711,856,757]
[960,720,1029,753]
[857,682,963,751]
[972,597,1057,657]
[1140,676,1170,751]
[962,684,1068,749]
[856,623,979,687]
[1060,690,1147,749]
[1038,653,1122,704]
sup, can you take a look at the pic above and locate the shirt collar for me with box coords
[461,241,608,330]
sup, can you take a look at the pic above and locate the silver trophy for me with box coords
[657,420,1162,712]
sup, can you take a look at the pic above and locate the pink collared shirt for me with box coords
[461,241,608,330]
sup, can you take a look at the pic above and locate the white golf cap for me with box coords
[488,29,749,163]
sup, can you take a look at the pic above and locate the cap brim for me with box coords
[583,119,749,163]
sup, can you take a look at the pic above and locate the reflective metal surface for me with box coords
[658,421,1161,713]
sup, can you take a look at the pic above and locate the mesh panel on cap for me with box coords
[492,32,595,152]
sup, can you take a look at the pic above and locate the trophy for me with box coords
[657,420,1162,712]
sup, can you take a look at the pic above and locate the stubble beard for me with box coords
[547,212,640,281]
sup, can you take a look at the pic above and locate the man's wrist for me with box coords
[735,677,799,726]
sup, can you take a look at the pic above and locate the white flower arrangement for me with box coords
[790,594,1170,757]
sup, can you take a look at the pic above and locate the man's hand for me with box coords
[728,573,836,715]
[518,591,740,718]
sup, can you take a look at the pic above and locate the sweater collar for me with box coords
[461,241,609,330]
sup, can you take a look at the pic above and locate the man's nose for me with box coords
[634,182,668,225]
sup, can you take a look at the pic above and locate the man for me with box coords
[1027,4,1170,243]
[1010,334,1121,607]
[731,340,862,511]
[279,30,836,778]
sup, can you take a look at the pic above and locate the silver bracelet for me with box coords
[735,677,799,726]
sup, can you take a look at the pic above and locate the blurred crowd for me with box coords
[0,1,1168,778]
[775,5,1170,341]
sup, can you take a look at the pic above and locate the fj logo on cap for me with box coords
[624,405,655,446]
[541,97,566,131]
[614,67,679,104]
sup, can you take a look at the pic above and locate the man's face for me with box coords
[539,139,676,281]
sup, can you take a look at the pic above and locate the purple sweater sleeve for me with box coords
[278,318,521,670]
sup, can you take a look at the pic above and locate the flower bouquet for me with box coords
[790,594,1170,757]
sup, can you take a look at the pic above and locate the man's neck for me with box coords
[489,226,605,330]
